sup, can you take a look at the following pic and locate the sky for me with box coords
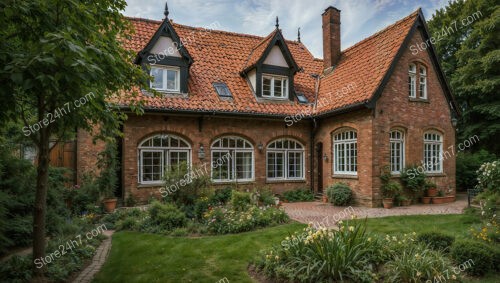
[123,0,450,58]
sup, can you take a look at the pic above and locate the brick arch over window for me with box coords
[331,127,358,175]
[137,133,192,184]
[266,138,305,180]
[136,131,193,148]
[210,136,254,182]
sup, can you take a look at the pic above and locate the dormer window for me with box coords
[262,74,288,99]
[150,66,180,92]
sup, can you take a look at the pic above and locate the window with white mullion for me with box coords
[211,136,254,182]
[423,132,443,173]
[262,74,288,98]
[408,64,416,98]
[333,130,357,175]
[390,130,405,174]
[266,139,305,180]
[150,66,180,92]
[419,67,427,99]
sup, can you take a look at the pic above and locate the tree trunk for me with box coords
[32,128,50,282]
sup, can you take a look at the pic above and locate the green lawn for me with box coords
[94,214,497,283]
[93,223,305,283]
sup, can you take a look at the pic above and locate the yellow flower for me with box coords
[367,237,372,242]
[416,271,421,277]
[452,275,456,280]
[348,226,355,232]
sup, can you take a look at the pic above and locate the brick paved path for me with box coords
[72,230,114,283]
[283,193,468,227]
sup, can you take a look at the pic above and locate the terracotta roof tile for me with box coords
[119,10,420,117]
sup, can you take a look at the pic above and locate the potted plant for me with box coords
[97,142,119,213]
[382,181,402,209]
[422,196,432,204]
[432,190,456,204]
[400,165,427,203]
[400,195,411,206]
[425,181,438,197]
[322,194,328,203]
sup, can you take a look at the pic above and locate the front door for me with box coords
[316,142,323,193]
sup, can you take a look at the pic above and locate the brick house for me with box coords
[77,4,459,207]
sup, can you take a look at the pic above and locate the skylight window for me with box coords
[295,92,308,104]
[213,82,232,98]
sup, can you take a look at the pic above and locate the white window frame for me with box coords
[419,66,427,99]
[408,64,416,98]
[423,132,443,173]
[333,130,358,175]
[262,74,288,99]
[150,66,180,92]
[390,130,405,174]
[266,139,305,181]
[211,136,254,182]
[138,134,191,184]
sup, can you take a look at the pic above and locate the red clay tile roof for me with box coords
[120,10,420,117]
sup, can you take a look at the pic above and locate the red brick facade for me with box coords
[76,8,458,207]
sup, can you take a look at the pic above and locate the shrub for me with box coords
[456,150,496,191]
[209,187,232,205]
[148,201,187,231]
[163,162,210,206]
[416,231,454,251]
[384,243,453,282]
[252,187,276,206]
[256,220,379,283]
[230,191,252,210]
[450,240,493,275]
[204,205,288,234]
[101,208,146,230]
[476,160,500,193]
[381,181,402,199]
[282,188,314,202]
[400,165,426,194]
[326,183,352,206]
[170,227,189,237]
[193,196,210,220]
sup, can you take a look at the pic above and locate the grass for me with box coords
[93,223,305,283]
[359,213,478,239]
[94,214,497,283]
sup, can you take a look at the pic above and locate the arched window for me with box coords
[390,130,405,173]
[408,63,416,98]
[267,139,305,180]
[419,66,427,99]
[333,130,357,175]
[424,132,443,173]
[138,134,191,184]
[211,136,254,182]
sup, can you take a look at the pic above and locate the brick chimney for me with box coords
[322,6,341,69]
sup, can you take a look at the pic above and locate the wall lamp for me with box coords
[451,117,458,128]
[258,142,264,152]
[323,154,328,162]
[198,144,205,160]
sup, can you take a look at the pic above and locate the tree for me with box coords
[428,0,500,154]
[0,0,148,279]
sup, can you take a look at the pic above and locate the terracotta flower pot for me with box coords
[103,198,117,213]
[426,188,438,197]
[322,195,328,203]
[401,199,411,206]
[422,197,432,204]
[432,196,455,204]
[382,198,393,209]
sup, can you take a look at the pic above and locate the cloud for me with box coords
[123,0,449,58]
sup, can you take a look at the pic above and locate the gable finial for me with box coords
[298,27,301,43]
[164,1,169,18]
[275,16,279,29]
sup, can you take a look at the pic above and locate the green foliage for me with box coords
[476,160,500,193]
[163,162,211,206]
[256,220,380,283]
[251,187,276,206]
[416,231,455,251]
[204,205,288,234]
[209,187,233,205]
[326,183,353,205]
[456,150,496,190]
[96,142,119,198]
[400,165,426,194]
[230,190,252,211]
[67,173,101,215]
[147,201,187,231]
[429,0,500,154]
[450,240,494,275]
[0,255,33,282]
[101,208,146,230]
[381,181,402,199]
[282,188,314,202]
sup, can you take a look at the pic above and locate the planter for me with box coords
[401,199,411,206]
[426,188,438,197]
[103,198,118,213]
[382,198,394,209]
[431,196,455,204]
[322,195,328,203]
[422,197,432,204]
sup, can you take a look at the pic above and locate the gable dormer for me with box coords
[135,3,193,94]
[242,23,299,101]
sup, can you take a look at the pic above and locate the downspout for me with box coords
[310,73,321,193]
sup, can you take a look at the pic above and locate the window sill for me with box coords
[142,90,188,98]
[426,173,447,177]
[266,179,306,184]
[137,183,164,189]
[332,174,358,179]
[212,180,255,184]
[408,98,429,103]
